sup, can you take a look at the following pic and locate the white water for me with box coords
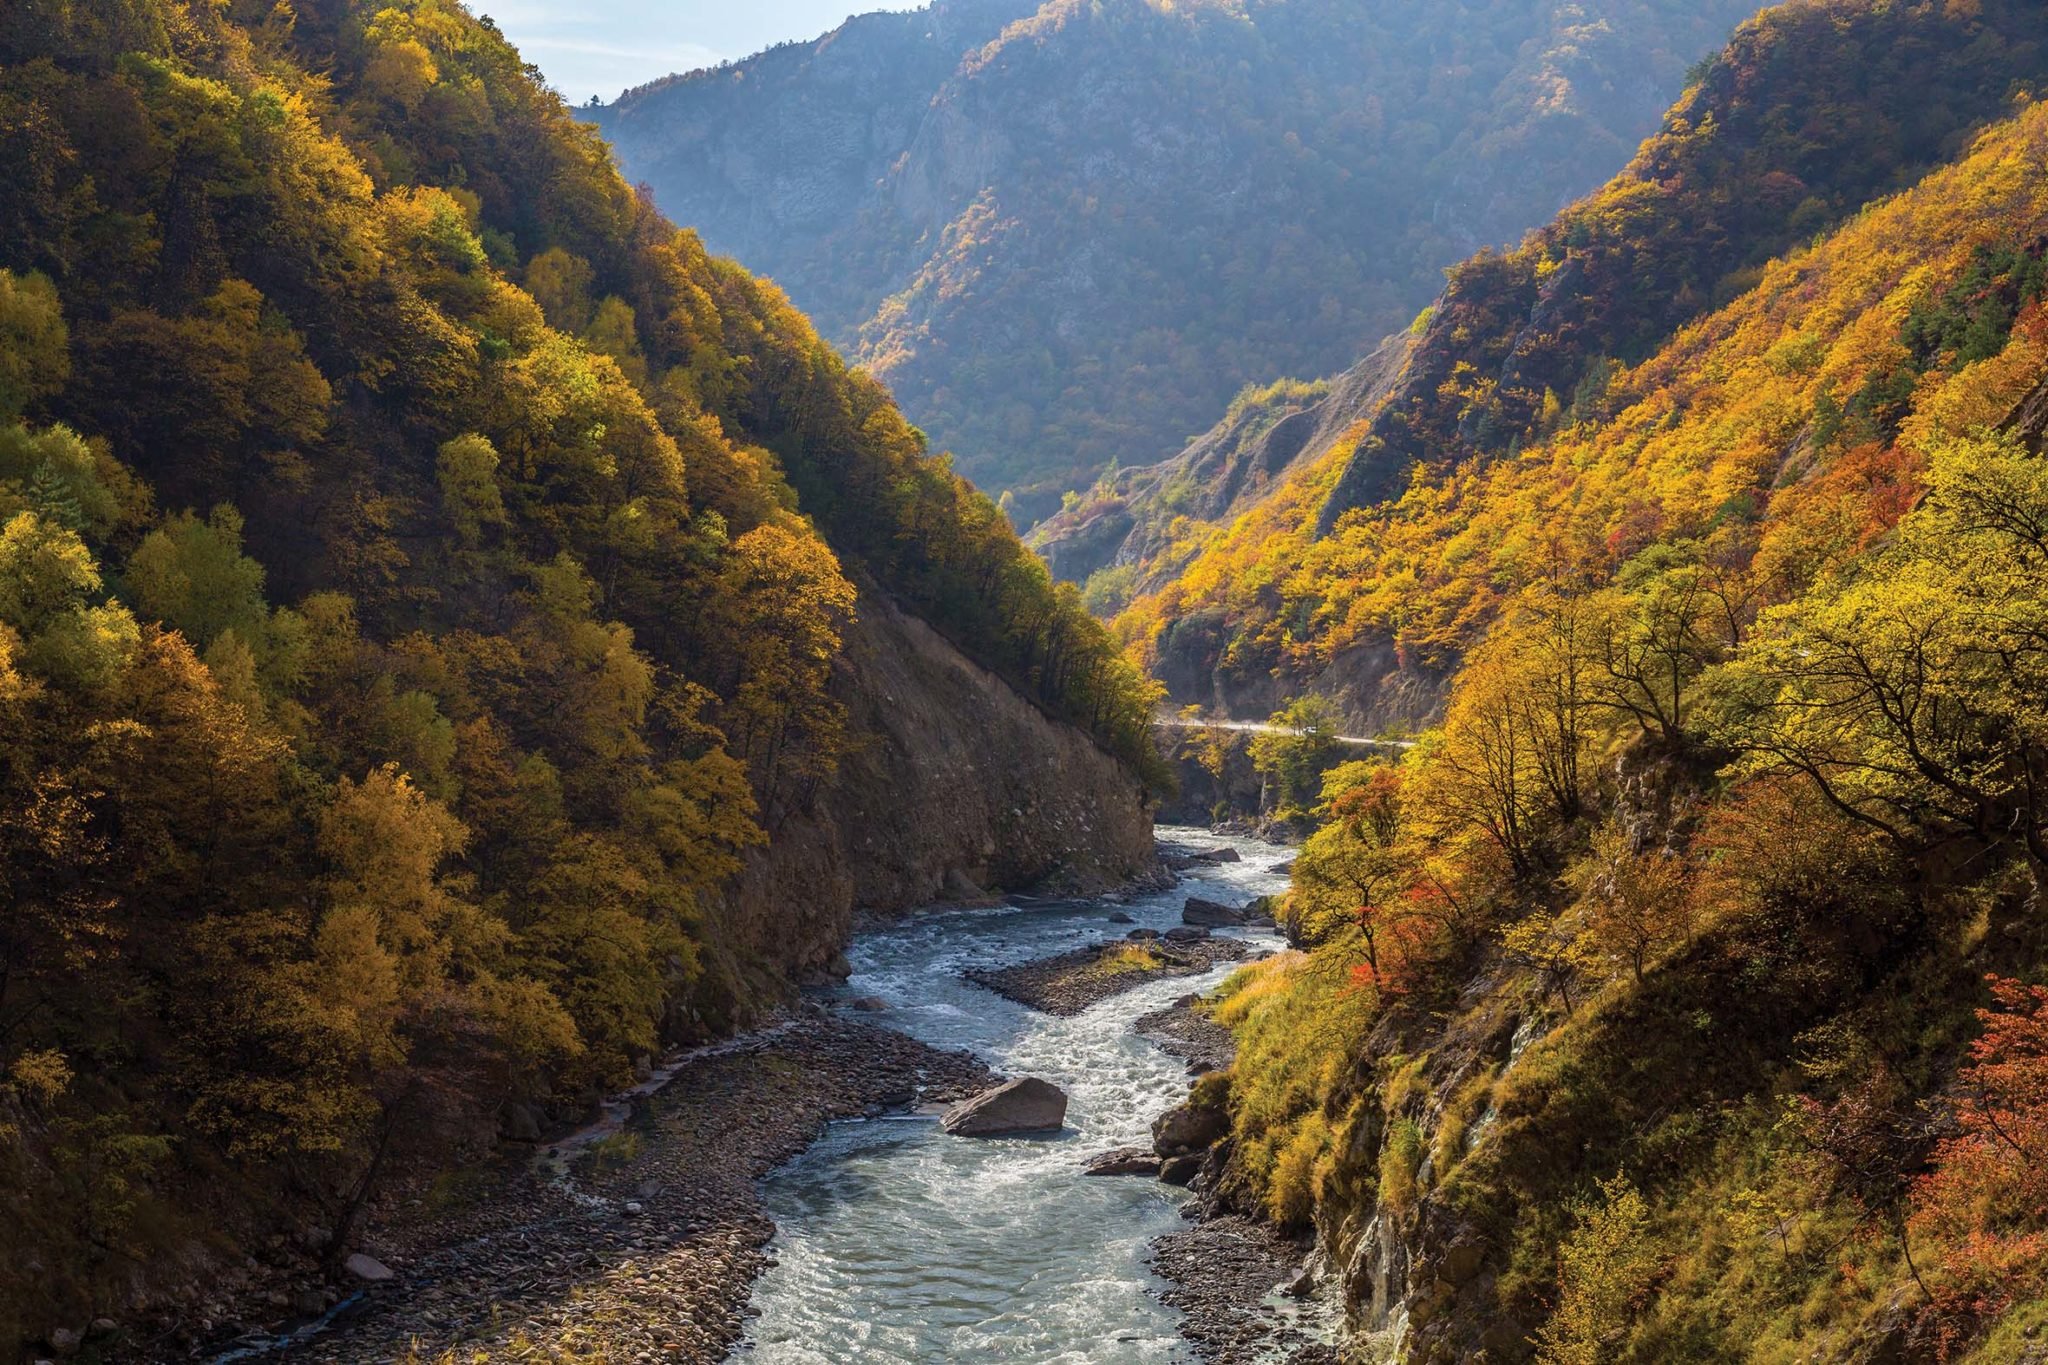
[737,828,1293,1363]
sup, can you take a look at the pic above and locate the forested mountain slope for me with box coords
[590,0,1759,518]
[0,0,1159,1347]
[1082,0,2048,720]
[1175,49,2048,1365]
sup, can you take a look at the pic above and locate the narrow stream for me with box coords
[738,827,1292,1363]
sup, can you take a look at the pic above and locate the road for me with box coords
[1152,715,1413,749]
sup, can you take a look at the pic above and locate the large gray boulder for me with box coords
[941,1077,1068,1136]
[1153,1099,1230,1155]
[1182,896,1246,927]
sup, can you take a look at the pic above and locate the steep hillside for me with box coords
[1173,73,2048,1365]
[0,0,1158,1347]
[592,0,1758,517]
[1090,0,2048,718]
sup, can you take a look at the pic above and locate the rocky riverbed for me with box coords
[207,1011,990,1364]
[964,934,1259,1016]
[1135,994,1239,1074]
[1153,1214,1336,1364]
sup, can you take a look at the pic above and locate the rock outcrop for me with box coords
[941,1077,1069,1136]
[710,590,1158,1014]
[1153,1099,1231,1157]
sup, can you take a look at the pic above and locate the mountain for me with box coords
[1093,0,2048,726]
[1140,3,2048,1360]
[0,0,1160,1346]
[589,0,1761,518]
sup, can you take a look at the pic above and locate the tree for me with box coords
[0,269,67,422]
[1568,824,1691,984]
[1535,1173,1658,1364]
[1715,432,2048,890]
[707,523,856,806]
[1910,976,2048,1322]
[1248,695,1342,819]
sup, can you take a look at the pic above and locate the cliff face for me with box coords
[720,590,1158,988]
[591,0,1757,513]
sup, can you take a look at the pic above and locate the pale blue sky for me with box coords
[479,1,923,105]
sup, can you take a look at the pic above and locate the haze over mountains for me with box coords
[589,0,1759,519]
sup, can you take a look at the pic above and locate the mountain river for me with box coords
[737,827,1306,1363]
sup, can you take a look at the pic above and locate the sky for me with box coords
[478,0,924,106]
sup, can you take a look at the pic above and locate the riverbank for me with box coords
[206,1011,990,1363]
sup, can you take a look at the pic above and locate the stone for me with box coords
[342,1252,394,1283]
[1440,1237,1486,1285]
[1269,860,1294,875]
[940,1077,1068,1136]
[45,1329,81,1358]
[500,1101,543,1143]
[1182,896,1246,927]
[1284,1266,1317,1298]
[848,996,889,1012]
[87,1320,117,1339]
[1163,926,1210,942]
[1125,927,1162,941]
[292,1289,327,1317]
[1083,1146,1163,1177]
[1105,910,1135,924]
[1191,846,1241,864]
[623,1201,644,1217]
[1158,1153,1203,1186]
[1153,1099,1230,1155]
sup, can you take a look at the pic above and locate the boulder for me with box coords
[342,1252,394,1283]
[1125,927,1163,941]
[44,1329,81,1359]
[1105,910,1136,924]
[1194,847,1242,864]
[941,1077,1068,1136]
[1158,1154,1203,1186]
[1269,860,1295,875]
[848,996,889,1012]
[1182,897,1246,927]
[500,1101,542,1143]
[1153,1099,1230,1155]
[1082,1146,1162,1177]
[1163,926,1210,942]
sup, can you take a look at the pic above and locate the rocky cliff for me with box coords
[716,589,1158,995]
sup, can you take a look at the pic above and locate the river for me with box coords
[737,827,1297,1363]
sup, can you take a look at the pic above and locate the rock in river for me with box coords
[1082,1146,1163,1177]
[1182,897,1246,927]
[941,1077,1068,1136]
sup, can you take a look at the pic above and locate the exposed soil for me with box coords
[964,936,1259,1016]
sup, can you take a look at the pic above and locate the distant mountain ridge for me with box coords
[1080,0,2048,728]
[590,0,1760,518]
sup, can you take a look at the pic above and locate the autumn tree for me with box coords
[1568,824,1691,984]
[1534,1173,1658,1364]
[1910,976,2048,1321]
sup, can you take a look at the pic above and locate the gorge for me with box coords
[9,0,2048,1363]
